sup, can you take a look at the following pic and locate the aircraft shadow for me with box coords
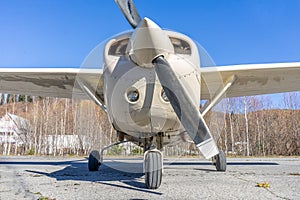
[20,159,162,195]
[1,158,278,195]
[165,161,279,166]
[164,161,279,172]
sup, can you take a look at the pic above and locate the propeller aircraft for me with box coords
[0,0,300,189]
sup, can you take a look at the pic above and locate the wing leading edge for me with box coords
[200,62,300,100]
[1,63,299,104]
[0,68,103,100]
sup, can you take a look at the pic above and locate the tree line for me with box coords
[0,93,299,157]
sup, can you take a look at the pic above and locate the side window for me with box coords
[170,37,191,55]
[108,38,129,56]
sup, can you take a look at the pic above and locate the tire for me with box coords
[215,150,227,172]
[144,151,162,189]
[88,150,101,171]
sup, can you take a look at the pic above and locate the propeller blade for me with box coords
[153,56,219,159]
[115,0,142,29]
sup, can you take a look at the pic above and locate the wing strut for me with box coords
[201,75,236,116]
[76,79,107,112]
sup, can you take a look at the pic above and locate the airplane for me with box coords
[0,0,300,189]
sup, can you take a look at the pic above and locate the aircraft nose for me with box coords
[127,17,174,68]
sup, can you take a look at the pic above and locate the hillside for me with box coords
[0,97,299,156]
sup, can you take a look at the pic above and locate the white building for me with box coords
[45,135,91,155]
[0,113,30,155]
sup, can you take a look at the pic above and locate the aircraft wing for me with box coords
[0,68,103,99]
[200,62,300,100]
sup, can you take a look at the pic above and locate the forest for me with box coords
[0,92,299,157]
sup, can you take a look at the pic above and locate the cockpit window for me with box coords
[170,37,191,55]
[108,37,191,56]
[108,38,129,56]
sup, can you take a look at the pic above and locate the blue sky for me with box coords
[0,0,299,108]
[1,0,300,67]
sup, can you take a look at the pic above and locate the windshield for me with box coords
[80,30,133,70]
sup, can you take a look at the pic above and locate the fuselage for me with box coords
[102,30,202,141]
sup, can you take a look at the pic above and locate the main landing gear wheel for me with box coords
[144,151,163,189]
[214,150,227,172]
[88,150,101,171]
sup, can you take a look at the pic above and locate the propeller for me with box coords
[115,0,219,159]
[152,56,219,158]
[115,0,142,28]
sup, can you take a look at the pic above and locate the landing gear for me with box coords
[88,140,128,171]
[88,150,101,171]
[144,150,163,189]
[213,150,227,172]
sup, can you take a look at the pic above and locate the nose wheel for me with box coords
[144,150,163,189]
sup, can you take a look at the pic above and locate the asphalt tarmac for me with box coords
[0,156,299,200]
